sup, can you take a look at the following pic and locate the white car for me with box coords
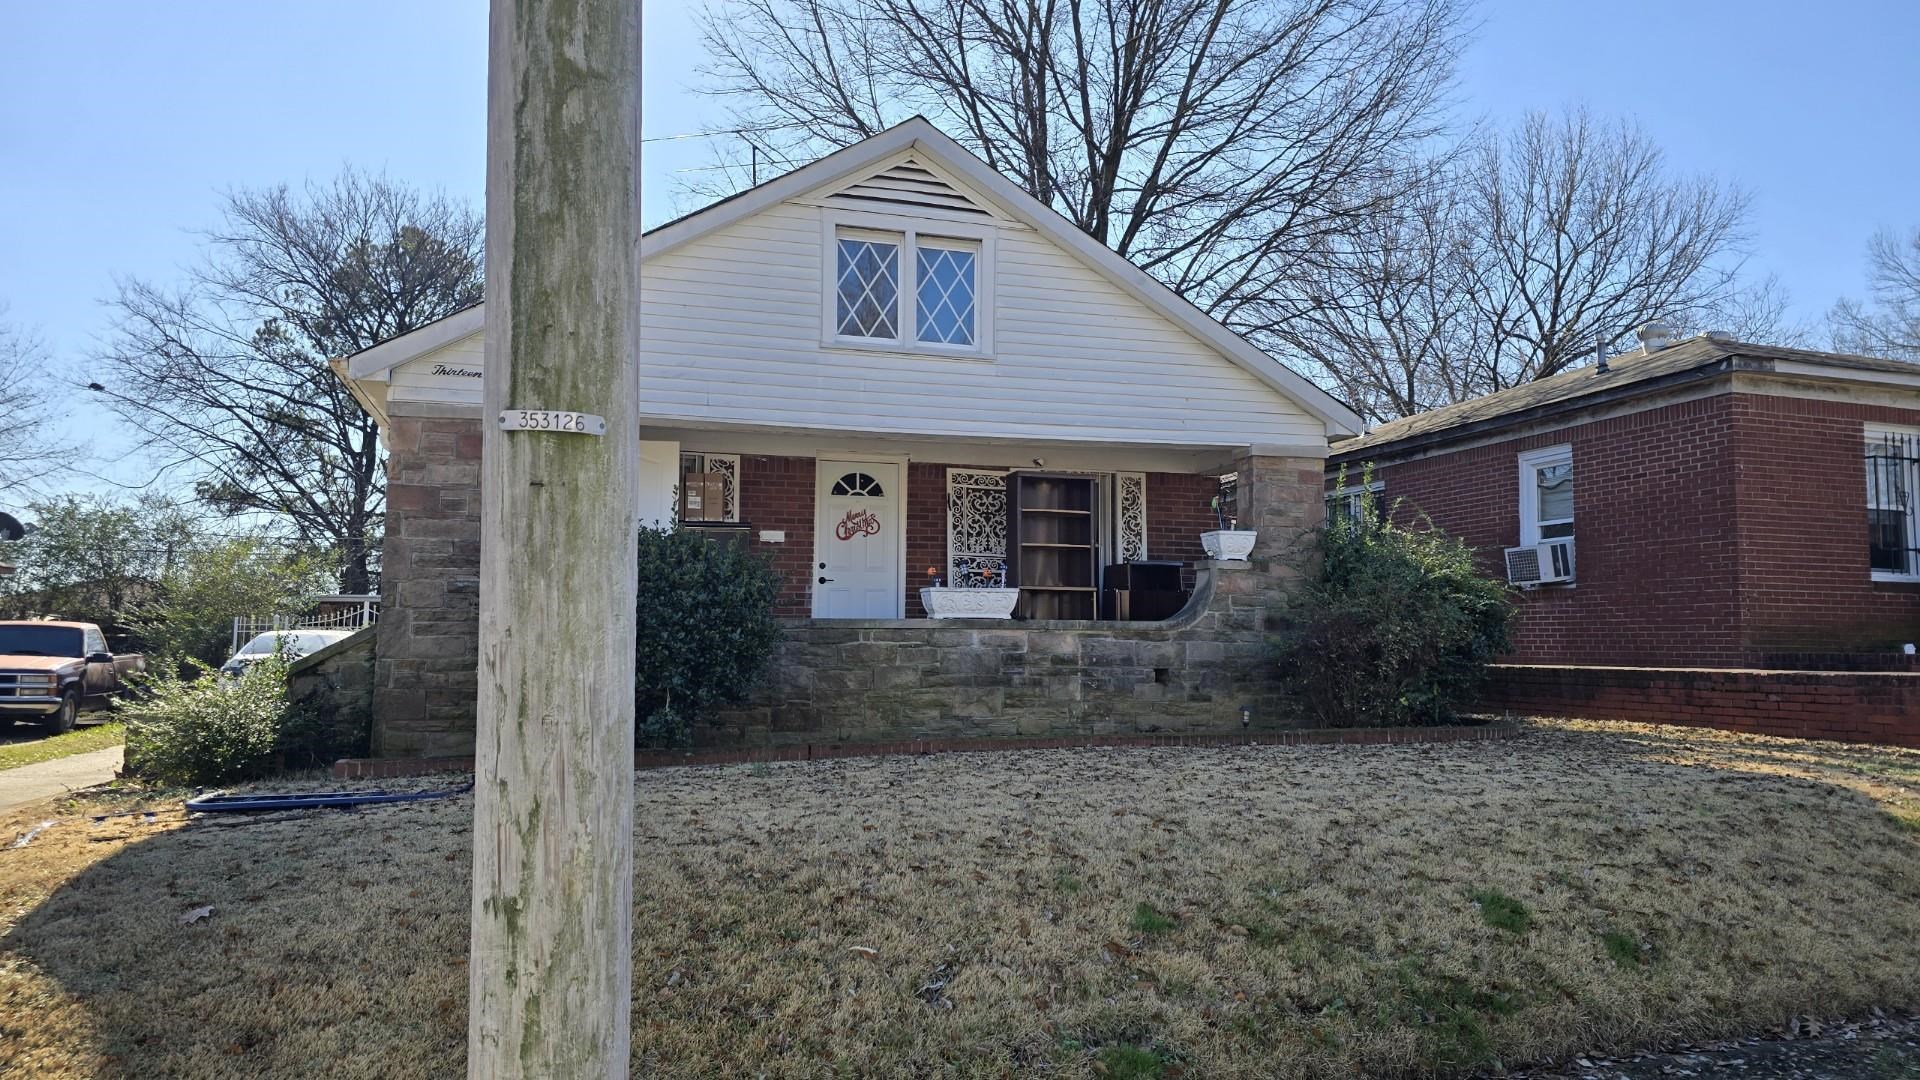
[219,630,356,677]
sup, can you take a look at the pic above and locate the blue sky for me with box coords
[2,1,1916,488]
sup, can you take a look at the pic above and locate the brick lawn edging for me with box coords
[330,723,1524,780]
[1480,663,1920,749]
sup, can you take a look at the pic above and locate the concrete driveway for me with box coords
[0,745,124,813]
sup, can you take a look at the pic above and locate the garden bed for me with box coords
[1,719,1917,1077]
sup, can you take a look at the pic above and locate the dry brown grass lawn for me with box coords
[1,720,1917,1079]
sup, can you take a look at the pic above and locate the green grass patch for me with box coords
[1470,888,1533,934]
[0,722,124,772]
[1053,872,1084,894]
[1600,930,1645,969]
[1130,902,1178,936]
[1389,960,1526,1071]
[1095,1043,1174,1079]
[1887,806,1920,835]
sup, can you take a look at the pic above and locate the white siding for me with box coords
[388,198,1324,447]
[390,334,485,408]
[637,200,1322,446]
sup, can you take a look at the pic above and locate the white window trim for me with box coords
[1517,444,1574,547]
[820,209,996,360]
[1324,480,1383,525]
[1868,423,1920,583]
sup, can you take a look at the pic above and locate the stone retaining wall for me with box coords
[286,626,375,721]
[699,559,1297,745]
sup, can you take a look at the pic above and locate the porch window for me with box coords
[1868,427,1919,580]
[1517,445,1574,545]
[678,452,740,523]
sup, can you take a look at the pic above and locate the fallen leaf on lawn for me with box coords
[180,906,215,926]
[848,945,879,958]
[1226,924,1249,936]
[1101,939,1132,961]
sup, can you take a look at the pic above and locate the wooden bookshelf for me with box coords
[1006,473,1100,620]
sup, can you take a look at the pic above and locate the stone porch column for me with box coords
[373,410,485,756]
[1228,451,1325,591]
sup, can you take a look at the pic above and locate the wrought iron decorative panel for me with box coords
[680,452,741,523]
[1116,472,1147,562]
[947,469,1008,586]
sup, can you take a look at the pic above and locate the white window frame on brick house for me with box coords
[1324,479,1384,526]
[1517,444,1574,546]
[820,210,996,359]
[1867,424,1920,582]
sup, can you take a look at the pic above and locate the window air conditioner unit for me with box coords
[1504,538,1574,586]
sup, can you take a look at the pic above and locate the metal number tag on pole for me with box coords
[498,410,607,435]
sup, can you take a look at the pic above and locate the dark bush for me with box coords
[277,692,374,771]
[1276,478,1512,726]
[635,528,782,746]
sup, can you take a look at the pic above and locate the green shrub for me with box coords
[1276,474,1512,726]
[635,528,782,747]
[122,655,291,785]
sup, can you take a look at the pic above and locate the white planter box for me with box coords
[1201,529,1258,561]
[919,587,1019,619]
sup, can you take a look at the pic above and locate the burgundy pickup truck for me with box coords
[0,621,145,733]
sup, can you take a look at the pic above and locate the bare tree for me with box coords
[1271,166,1488,422]
[0,307,74,496]
[92,170,483,593]
[1286,110,1751,419]
[1459,109,1750,390]
[700,0,1468,339]
[1830,226,1920,361]
[1685,272,1811,347]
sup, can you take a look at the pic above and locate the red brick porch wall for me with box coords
[1481,663,1920,749]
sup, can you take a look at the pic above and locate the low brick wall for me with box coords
[331,722,1524,780]
[1481,663,1920,748]
[697,559,1301,746]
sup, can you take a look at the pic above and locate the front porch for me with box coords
[372,408,1324,755]
[642,425,1278,624]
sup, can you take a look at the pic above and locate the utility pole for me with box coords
[470,0,639,1075]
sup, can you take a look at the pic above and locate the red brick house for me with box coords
[1327,329,1920,745]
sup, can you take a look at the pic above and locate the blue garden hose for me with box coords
[185,782,472,814]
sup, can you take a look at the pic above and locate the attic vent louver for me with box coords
[827,156,990,216]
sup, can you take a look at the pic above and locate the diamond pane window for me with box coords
[836,237,899,338]
[916,244,976,346]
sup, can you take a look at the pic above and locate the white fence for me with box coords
[230,595,380,656]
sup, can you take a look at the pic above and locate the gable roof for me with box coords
[343,117,1363,437]
[1331,336,1920,461]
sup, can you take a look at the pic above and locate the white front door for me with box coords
[813,460,903,618]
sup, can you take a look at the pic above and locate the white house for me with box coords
[331,117,1360,755]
